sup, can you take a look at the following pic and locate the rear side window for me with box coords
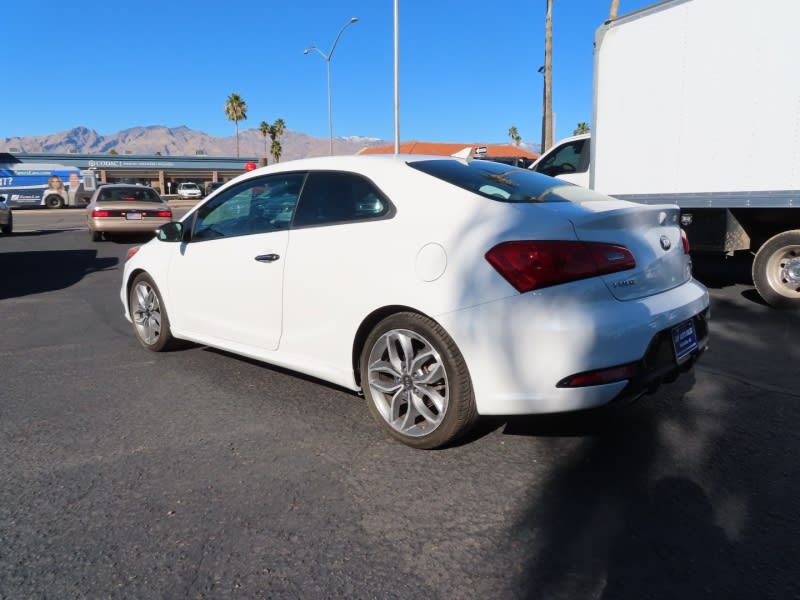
[292,171,393,227]
[408,159,570,203]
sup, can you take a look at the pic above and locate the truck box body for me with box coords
[592,0,799,200]
[531,0,800,308]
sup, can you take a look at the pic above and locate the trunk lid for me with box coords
[540,187,691,300]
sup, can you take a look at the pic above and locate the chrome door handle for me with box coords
[254,253,280,262]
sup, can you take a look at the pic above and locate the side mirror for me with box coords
[157,221,184,242]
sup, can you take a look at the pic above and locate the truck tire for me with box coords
[752,230,800,309]
[44,194,64,209]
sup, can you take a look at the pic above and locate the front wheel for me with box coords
[44,195,64,209]
[752,230,800,309]
[360,312,478,449]
[129,273,176,351]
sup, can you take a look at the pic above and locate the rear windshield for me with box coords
[97,188,162,203]
[408,158,571,203]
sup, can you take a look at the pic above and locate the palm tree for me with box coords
[271,140,283,164]
[574,122,590,135]
[268,118,286,163]
[609,0,620,19]
[224,92,248,158]
[508,126,522,146]
[259,121,270,163]
[541,0,554,153]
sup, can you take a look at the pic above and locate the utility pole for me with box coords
[541,0,554,153]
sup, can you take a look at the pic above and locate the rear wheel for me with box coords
[752,230,800,309]
[90,230,102,242]
[1,213,11,234]
[44,194,64,209]
[360,312,478,449]
[129,273,176,351]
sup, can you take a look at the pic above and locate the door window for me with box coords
[191,173,305,241]
[535,139,589,177]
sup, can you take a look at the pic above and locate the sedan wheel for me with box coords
[361,312,477,449]
[129,274,175,351]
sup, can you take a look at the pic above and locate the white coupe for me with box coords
[120,154,709,448]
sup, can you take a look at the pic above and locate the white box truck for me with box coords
[530,0,800,308]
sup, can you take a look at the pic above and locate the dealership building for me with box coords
[3,151,259,195]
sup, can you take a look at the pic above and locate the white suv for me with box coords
[177,182,202,199]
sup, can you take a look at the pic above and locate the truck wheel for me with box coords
[44,195,64,209]
[752,230,800,309]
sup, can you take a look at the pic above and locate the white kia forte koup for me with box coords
[120,154,709,449]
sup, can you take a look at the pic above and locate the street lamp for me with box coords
[304,16,359,156]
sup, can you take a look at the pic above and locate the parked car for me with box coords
[86,184,172,241]
[177,182,202,199]
[120,155,709,449]
[0,196,12,234]
[204,181,225,196]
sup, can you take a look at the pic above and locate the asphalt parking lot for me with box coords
[1,211,798,599]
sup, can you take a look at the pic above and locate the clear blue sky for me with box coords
[3,0,655,146]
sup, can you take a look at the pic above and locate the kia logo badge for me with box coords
[660,235,672,251]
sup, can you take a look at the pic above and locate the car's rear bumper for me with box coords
[88,217,171,233]
[437,278,710,416]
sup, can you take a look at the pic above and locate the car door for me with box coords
[167,172,305,351]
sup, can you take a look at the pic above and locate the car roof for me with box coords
[95,183,156,190]
[243,153,460,178]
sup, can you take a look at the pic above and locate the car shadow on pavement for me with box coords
[96,233,158,245]
[5,229,79,238]
[0,249,118,299]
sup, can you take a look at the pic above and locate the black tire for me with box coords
[1,212,11,234]
[44,194,64,209]
[360,312,478,449]
[128,273,176,351]
[91,230,102,242]
[752,230,800,309]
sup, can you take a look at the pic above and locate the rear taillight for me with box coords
[91,209,111,218]
[680,229,690,254]
[485,240,636,293]
[157,210,172,218]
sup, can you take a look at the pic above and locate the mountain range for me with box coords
[0,125,540,160]
[0,125,389,161]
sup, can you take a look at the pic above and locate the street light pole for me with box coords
[394,0,400,155]
[305,17,359,156]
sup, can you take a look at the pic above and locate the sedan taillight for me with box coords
[157,210,173,218]
[92,209,111,218]
[485,240,636,293]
